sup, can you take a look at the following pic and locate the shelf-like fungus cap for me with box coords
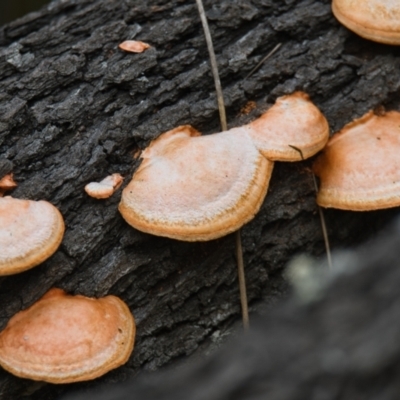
[85,173,123,199]
[0,197,65,275]
[119,125,274,241]
[0,288,135,383]
[245,92,329,161]
[313,110,400,211]
[332,0,400,45]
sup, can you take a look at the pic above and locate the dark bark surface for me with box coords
[0,0,399,399]
[64,216,400,400]
[63,216,400,400]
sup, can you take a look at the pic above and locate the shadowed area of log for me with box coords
[0,0,400,399]
[63,216,400,400]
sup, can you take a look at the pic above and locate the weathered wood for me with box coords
[0,0,399,398]
[65,216,400,400]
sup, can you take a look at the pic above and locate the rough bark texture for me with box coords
[64,216,400,400]
[0,0,399,399]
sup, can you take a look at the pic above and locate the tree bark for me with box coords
[66,216,400,400]
[0,0,399,398]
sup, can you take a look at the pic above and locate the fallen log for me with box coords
[66,216,400,400]
[0,0,399,398]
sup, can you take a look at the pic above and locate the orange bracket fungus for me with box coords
[246,92,329,161]
[85,173,123,199]
[119,92,329,241]
[0,197,65,275]
[118,40,151,53]
[313,110,400,211]
[120,125,274,241]
[0,288,135,383]
[332,0,400,45]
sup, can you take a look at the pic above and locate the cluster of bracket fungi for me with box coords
[0,0,400,386]
[0,191,136,383]
[318,0,400,210]
[119,92,329,241]
[2,91,400,384]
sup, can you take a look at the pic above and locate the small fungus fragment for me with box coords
[85,173,123,199]
[313,110,400,210]
[0,288,136,383]
[0,174,17,197]
[0,197,65,275]
[119,92,328,241]
[332,0,400,45]
[118,40,151,53]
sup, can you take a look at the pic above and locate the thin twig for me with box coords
[235,230,249,330]
[310,174,332,269]
[288,145,332,269]
[244,43,282,81]
[195,0,227,131]
[195,0,250,330]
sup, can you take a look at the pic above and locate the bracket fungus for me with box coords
[0,197,65,275]
[85,173,123,199]
[119,92,329,241]
[0,288,135,383]
[313,110,400,211]
[246,92,329,161]
[120,125,274,241]
[332,0,400,45]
